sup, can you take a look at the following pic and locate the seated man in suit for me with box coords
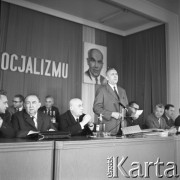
[162,104,175,128]
[8,94,24,117]
[39,95,60,123]
[145,104,170,129]
[125,101,143,128]
[0,90,15,138]
[58,98,94,136]
[175,108,180,126]
[12,94,56,138]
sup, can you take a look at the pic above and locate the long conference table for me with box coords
[0,135,180,180]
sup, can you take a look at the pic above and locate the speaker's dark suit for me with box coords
[58,110,93,136]
[12,110,57,138]
[0,111,15,138]
[93,84,128,134]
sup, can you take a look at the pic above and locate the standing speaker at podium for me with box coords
[93,68,128,134]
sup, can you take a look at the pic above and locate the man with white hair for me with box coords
[58,98,94,136]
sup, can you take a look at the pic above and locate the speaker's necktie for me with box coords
[113,87,119,100]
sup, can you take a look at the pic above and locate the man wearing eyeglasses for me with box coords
[84,48,106,85]
[8,94,24,117]
[125,101,143,128]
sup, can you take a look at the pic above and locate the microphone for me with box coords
[118,102,128,111]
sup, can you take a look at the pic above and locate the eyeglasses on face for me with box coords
[13,100,21,103]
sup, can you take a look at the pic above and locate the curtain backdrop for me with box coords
[0,2,82,113]
[123,25,166,127]
[95,25,166,127]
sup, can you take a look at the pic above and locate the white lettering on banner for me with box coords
[10,54,18,71]
[18,55,26,72]
[34,58,40,75]
[44,59,51,76]
[1,52,9,70]
[0,52,68,78]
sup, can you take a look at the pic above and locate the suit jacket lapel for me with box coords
[24,112,36,129]
[117,87,123,101]
[106,84,119,101]
[67,110,76,124]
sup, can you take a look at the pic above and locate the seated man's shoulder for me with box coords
[38,110,49,117]
[59,110,69,118]
[175,116,180,126]
[145,113,154,121]
[12,109,25,117]
[7,106,15,114]
[39,106,46,111]
[0,110,11,123]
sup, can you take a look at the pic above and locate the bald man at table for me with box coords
[58,98,94,136]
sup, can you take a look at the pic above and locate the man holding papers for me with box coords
[125,101,143,127]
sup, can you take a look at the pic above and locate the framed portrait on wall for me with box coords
[83,42,107,85]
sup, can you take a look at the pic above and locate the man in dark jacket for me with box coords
[58,98,94,136]
[12,94,56,138]
[0,90,15,138]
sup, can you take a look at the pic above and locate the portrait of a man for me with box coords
[83,42,107,85]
